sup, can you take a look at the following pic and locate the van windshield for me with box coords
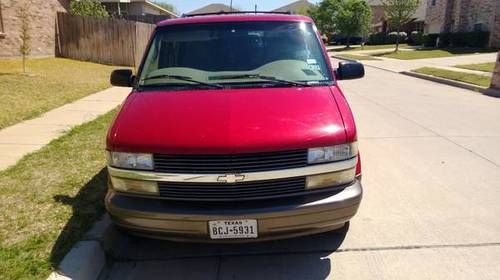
[139,21,333,89]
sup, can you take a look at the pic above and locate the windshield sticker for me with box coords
[308,64,321,71]
[307,59,317,65]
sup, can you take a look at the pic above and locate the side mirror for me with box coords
[335,61,365,80]
[110,69,134,87]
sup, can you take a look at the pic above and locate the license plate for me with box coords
[208,219,258,239]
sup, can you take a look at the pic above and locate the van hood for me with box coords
[107,86,347,154]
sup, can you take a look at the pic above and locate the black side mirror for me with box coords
[336,61,365,80]
[110,69,134,87]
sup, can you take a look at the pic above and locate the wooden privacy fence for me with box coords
[56,13,155,67]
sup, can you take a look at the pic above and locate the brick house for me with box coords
[0,0,69,57]
[367,0,427,33]
[425,0,500,47]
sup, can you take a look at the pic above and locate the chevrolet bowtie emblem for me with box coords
[217,174,245,183]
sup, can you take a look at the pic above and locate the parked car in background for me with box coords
[106,12,365,242]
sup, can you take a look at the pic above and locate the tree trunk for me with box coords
[395,24,400,52]
[486,51,500,97]
[490,52,500,90]
[22,54,26,74]
[346,36,351,48]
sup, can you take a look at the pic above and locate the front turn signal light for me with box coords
[110,177,158,194]
[306,168,356,190]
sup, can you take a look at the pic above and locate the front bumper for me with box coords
[105,180,362,242]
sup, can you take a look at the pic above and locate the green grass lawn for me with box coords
[333,54,381,61]
[413,67,492,87]
[0,110,116,279]
[0,58,118,129]
[455,62,496,72]
[377,48,497,60]
[333,43,410,52]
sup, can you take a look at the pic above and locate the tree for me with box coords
[309,0,371,47]
[18,3,31,74]
[381,0,419,51]
[336,0,372,48]
[70,0,108,18]
[309,0,340,38]
[296,5,311,16]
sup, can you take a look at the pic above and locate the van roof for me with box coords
[157,13,313,27]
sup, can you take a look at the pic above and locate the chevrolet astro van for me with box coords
[106,12,365,241]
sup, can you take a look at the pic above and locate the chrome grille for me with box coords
[154,150,308,174]
[158,177,306,201]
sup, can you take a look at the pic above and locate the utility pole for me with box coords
[230,0,233,11]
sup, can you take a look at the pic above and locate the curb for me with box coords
[401,71,488,94]
[47,215,118,280]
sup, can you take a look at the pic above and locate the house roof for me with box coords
[100,0,178,17]
[366,0,383,5]
[272,0,314,13]
[144,1,178,17]
[186,3,239,15]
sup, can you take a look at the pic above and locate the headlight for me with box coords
[108,152,153,170]
[110,177,158,194]
[306,168,356,189]
[307,142,358,164]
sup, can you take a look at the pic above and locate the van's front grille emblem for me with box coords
[217,174,245,183]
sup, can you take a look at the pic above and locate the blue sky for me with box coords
[159,0,320,15]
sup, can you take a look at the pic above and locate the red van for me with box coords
[106,12,364,242]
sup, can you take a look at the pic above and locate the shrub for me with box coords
[461,32,490,47]
[386,32,407,44]
[368,32,387,45]
[425,31,490,48]
[423,33,439,47]
[437,32,451,47]
[409,31,423,45]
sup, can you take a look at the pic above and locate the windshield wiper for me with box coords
[208,74,312,87]
[140,74,224,89]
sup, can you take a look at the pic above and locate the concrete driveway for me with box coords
[103,66,500,279]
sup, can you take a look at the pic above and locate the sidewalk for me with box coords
[430,65,493,76]
[0,87,131,170]
[331,51,497,73]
